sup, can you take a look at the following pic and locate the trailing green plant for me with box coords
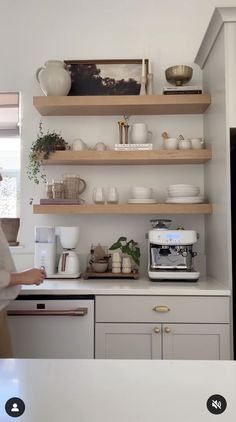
[27,121,68,185]
[109,236,141,266]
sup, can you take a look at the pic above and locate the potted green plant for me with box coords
[27,121,68,186]
[109,236,140,267]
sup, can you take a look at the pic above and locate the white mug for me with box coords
[131,123,152,144]
[72,138,88,151]
[191,138,205,149]
[164,138,178,150]
[92,187,105,203]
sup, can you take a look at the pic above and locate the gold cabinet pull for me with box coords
[153,327,160,334]
[164,327,171,333]
[152,305,170,313]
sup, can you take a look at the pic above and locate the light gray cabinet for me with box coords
[96,323,162,359]
[95,295,230,360]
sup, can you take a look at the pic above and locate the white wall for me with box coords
[1,0,236,272]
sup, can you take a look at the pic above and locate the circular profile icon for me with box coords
[207,394,227,415]
[5,397,25,418]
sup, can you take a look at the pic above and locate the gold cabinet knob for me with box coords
[153,327,160,334]
[152,305,170,313]
[164,327,171,333]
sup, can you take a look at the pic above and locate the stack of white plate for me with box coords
[166,184,203,203]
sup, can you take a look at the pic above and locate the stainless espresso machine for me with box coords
[148,219,200,281]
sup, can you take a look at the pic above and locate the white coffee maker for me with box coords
[56,226,80,278]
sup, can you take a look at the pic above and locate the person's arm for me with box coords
[9,268,46,286]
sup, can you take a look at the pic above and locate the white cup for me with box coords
[191,138,205,149]
[122,266,132,273]
[92,187,105,203]
[112,251,121,262]
[122,256,131,267]
[72,138,88,151]
[131,123,152,144]
[163,138,178,150]
[107,187,119,203]
[112,262,122,268]
[178,139,191,150]
[112,266,121,273]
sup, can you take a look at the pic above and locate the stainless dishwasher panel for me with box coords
[7,296,94,358]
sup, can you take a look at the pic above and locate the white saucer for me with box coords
[165,196,204,204]
[128,198,157,203]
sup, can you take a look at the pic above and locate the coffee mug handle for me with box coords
[148,130,153,141]
[79,178,86,194]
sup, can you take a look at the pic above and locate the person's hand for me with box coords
[10,268,47,286]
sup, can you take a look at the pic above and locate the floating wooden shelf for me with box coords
[33,203,212,215]
[33,94,211,116]
[39,149,212,165]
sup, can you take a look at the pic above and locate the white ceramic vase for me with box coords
[36,60,71,96]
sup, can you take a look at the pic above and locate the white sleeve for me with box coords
[0,227,16,289]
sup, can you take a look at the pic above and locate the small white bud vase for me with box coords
[36,60,71,96]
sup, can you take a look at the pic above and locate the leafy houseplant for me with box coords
[109,236,140,266]
[27,121,68,185]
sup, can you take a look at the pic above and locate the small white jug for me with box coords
[131,123,152,144]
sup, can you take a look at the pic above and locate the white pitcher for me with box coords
[36,60,71,96]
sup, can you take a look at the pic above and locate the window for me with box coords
[0,138,20,217]
[0,93,20,217]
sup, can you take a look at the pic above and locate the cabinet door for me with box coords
[162,324,230,360]
[96,323,162,359]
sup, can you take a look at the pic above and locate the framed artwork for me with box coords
[64,59,148,95]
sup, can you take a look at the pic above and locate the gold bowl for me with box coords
[165,65,193,86]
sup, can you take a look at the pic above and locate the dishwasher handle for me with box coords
[7,308,88,317]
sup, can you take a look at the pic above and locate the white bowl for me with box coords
[168,184,199,190]
[91,262,108,272]
[168,188,200,197]
[131,186,153,199]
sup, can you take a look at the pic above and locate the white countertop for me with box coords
[0,359,235,421]
[20,276,231,296]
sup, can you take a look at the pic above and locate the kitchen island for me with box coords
[0,359,235,421]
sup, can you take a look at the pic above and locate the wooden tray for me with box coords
[82,271,139,280]
[40,198,84,205]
